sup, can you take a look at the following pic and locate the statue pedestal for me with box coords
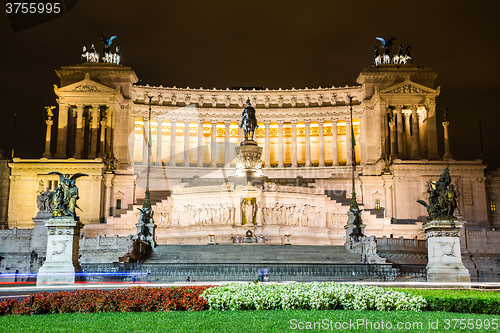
[423,219,471,283]
[37,217,84,286]
[234,141,265,185]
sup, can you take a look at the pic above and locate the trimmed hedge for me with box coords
[400,289,500,315]
[0,286,211,316]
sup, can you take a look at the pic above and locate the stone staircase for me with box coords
[81,244,412,283]
[146,245,363,264]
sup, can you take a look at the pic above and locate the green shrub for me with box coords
[400,289,500,315]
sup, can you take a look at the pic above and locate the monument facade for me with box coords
[2,40,498,263]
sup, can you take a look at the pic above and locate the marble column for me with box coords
[443,121,453,160]
[426,98,439,159]
[389,116,397,159]
[90,104,99,159]
[105,104,113,156]
[383,106,390,158]
[197,119,204,167]
[43,119,53,158]
[98,119,106,158]
[238,120,243,144]
[383,178,394,218]
[291,120,297,167]
[278,120,284,167]
[156,117,163,166]
[184,120,190,167]
[419,110,428,158]
[55,103,68,158]
[331,117,338,166]
[224,120,231,166]
[170,118,176,166]
[318,119,324,167]
[211,119,217,168]
[345,118,352,166]
[264,120,271,167]
[396,106,404,159]
[404,111,412,159]
[73,104,83,158]
[142,118,149,165]
[305,119,311,167]
[411,106,421,160]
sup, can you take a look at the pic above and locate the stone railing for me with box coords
[375,236,427,265]
[80,235,129,250]
[465,229,500,254]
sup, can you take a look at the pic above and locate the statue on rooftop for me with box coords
[240,99,258,141]
[376,37,396,64]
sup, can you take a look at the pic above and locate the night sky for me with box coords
[1,1,499,170]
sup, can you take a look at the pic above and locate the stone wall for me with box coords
[0,223,128,280]
[486,168,500,229]
[375,229,500,282]
[0,156,9,228]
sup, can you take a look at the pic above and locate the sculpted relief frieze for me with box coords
[131,85,363,109]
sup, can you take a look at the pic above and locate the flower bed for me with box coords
[201,282,427,311]
[0,286,210,316]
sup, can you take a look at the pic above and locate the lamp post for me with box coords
[144,95,153,209]
[348,95,358,210]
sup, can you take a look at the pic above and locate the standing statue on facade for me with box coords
[348,207,364,241]
[240,99,258,141]
[48,172,88,218]
[36,188,54,213]
[417,167,457,221]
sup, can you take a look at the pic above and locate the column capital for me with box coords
[291,119,297,126]
[277,120,284,126]
[76,103,84,110]
[170,117,177,123]
[304,119,311,126]
[411,105,419,112]
[264,119,271,125]
[224,119,231,126]
[442,121,450,127]
[197,119,204,126]
[331,117,338,123]
[402,110,412,117]
[395,105,403,111]
[184,119,191,125]
[317,118,324,125]
[156,116,164,122]
[46,119,53,126]
[211,119,218,126]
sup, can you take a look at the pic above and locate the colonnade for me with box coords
[382,104,438,160]
[134,116,362,168]
[55,103,115,159]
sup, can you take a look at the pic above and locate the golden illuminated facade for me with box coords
[5,62,496,240]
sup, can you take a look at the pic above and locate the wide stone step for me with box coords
[81,262,404,283]
[145,245,363,264]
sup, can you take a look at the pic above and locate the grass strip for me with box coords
[1,309,499,333]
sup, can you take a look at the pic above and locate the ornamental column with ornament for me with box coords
[43,106,55,158]
[442,108,453,160]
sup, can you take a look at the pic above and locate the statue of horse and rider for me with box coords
[239,99,258,142]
